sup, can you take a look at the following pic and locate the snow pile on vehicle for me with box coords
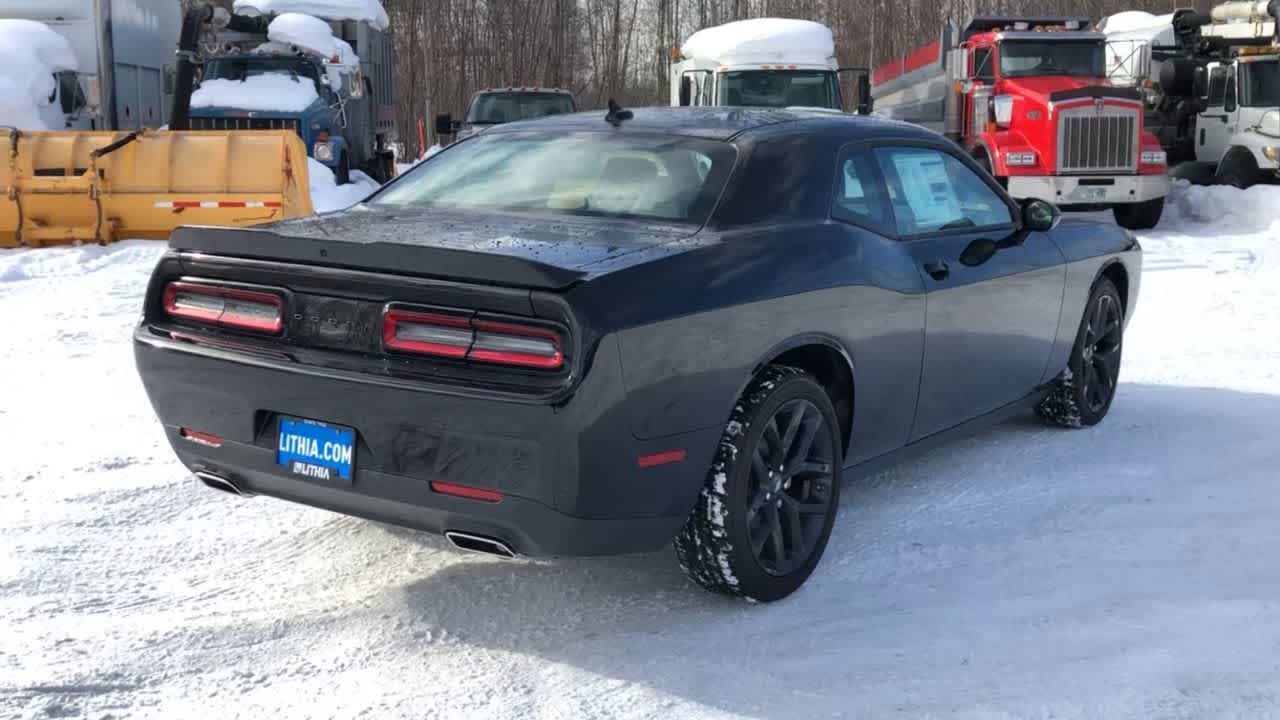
[263,12,355,62]
[1097,10,1172,34]
[308,157,379,211]
[233,0,389,31]
[682,18,834,65]
[190,74,320,113]
[0,19,78,130]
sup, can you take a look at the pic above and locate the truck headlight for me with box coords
[1263,146,1279,163]
[313,143,334,162]
[1006,151,1037,166]
[1141,149,1167,166]
[992,95,1014,127]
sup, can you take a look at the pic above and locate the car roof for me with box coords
[482,106,942,142]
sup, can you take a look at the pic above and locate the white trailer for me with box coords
[1100,1,1280,185]
[670,18,869,112]
[0,0,182,130]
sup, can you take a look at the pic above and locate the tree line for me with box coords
[389,0,1223,154]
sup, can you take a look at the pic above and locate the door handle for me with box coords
[923,259,950,281]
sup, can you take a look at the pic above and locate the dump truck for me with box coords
[170,3,398,184]
[873,16,1172,229]
[0,0,183,130]
[1101,1,1280,187]
[671,18,871,113]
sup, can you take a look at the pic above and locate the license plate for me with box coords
[1079,186,1107,201]
[276,416,355,482]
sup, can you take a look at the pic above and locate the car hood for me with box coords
[168,205,711,290]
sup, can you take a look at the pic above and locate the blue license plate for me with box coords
[276,416,355,482]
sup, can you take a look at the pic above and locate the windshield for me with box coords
[203,57,321,87]
[465,92,575,125]
[719,70,840,109]
[999,40,1106,78]
[373,132,736,224]
[1241,61,1280,107]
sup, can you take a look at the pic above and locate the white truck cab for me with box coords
[1196,52,1280,184]
[670,18,869,112]
[1101,1,1280,186]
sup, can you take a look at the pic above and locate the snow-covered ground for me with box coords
[1,184,1278,719]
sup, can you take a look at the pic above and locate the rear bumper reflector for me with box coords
[637,450,686,468]
[180,428,224,448]
[430,481,504,503]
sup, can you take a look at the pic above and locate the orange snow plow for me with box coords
[1,128,314,248]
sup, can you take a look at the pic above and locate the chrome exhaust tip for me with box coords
[444,531,517,559]
[194,471,250,497]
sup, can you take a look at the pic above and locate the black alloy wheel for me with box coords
[745,398,836,577]
[1038,276,1125,428]
[675,365,843,602]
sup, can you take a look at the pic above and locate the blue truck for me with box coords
[169,4,397,183]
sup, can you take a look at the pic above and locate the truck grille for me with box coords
[1057,105,1139,173]
[189,117,303,136]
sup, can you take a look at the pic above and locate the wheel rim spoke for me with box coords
[785,413,821,474]
[777,403,806,466]
[765,503,786,565]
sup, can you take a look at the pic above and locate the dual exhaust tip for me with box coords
[194,471,517,559]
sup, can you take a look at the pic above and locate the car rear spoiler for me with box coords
[167,226,590,290]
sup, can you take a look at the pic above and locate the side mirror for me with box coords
[678,75,692,106]
[1192,66,1208,100]
[1224,73,1237,113]
[434,112,459,136]
[1021,198,1060,232]
[162,64,176,95]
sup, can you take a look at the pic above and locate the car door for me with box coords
[1197,62,1235,163]
[870,144,1067,441]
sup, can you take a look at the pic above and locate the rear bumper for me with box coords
[1007,173,1171,205]
[134,328,720,557]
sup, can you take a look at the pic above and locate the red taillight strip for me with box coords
[469,319,563,369]
[382,309,472,358]
[163,281,283,333]
[382,309,565,370]
[430,481,503,503]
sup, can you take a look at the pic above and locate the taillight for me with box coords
[163,281,283,333]
[382,308,564,370]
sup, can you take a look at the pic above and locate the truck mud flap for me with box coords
[1,129,314,248]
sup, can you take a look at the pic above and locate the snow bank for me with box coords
[682,18,834,65]
[1160,181,1280,234]
[0,19,78,130]
[190,75,319,113]
[267,12,338,59]
[308,157,379,212]
[233,0,389,31]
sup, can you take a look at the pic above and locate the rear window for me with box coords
[466,92,575,124]
[373,132,736,225]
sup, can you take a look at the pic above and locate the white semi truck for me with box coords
[0,0,182,130]
[670,18,870,113]
[1101,0,1280,186]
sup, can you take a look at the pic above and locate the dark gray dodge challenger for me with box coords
[135,108,1140,601]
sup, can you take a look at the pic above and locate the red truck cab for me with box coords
[873,16,1172,229]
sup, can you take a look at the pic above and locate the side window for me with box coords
[1207,65,1228,106]
[972,48,994,83]
[831,149,894,235]
[872,147,1012,235]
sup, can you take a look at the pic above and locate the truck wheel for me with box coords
[1112,198,1163,230]
[674,365,842,602]
[1216,152,1259,189]
[335,151,351,185]
[1037,276,1124,428]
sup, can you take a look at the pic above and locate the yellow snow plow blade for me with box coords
[1,129,314,248]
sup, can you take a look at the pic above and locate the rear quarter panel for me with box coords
[568,221,927,466]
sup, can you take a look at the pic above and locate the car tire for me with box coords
[1037,276,1124,428]
[335,151,351,185]
[674,365,843,602]
[1112,198,1163,230]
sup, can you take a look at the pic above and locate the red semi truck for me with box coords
[872,16,1172,229]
